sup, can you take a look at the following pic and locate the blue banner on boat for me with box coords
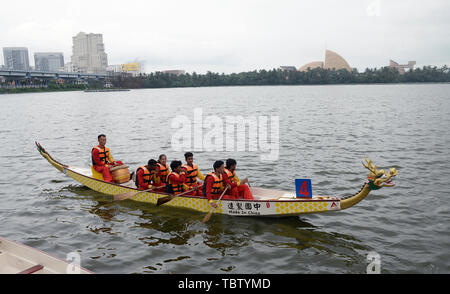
[295,179,312,198]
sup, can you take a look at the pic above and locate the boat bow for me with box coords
[340,158,398,210]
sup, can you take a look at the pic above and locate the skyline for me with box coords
[1,0,449,74]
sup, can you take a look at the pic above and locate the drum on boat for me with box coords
[110,165,130,184]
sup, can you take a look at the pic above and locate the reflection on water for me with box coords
[53,181,370,273]
[1,85,449,273]
[83,185,368,272]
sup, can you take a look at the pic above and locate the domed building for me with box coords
[298,61,323,72]
[299,50,351,72]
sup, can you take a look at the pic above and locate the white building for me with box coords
[3,47,30,70]
[71,32,108,74]
[34,52,64,72]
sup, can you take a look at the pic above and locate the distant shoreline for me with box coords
[0,87,84,95]
[2,65,448,94]
[0,87,127,95]
[111,66,450,89]
[2,81,450,94]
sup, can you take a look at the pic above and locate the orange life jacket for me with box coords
[92,146,112,166]
[167,172,184,194]
[182,163,199,185]
[157,162,169,183]
[204,172,223,195]
[224,168,237,184]
[135,166,155,188]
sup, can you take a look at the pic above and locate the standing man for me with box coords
[203,160,238,209]
[91,134,123,183]
[225,158,253,200]
[135,159,158,191]
[182,152,205,196]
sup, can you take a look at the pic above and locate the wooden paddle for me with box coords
[202,186,228,223]
[113,185,164,201]
[156,187,198,206]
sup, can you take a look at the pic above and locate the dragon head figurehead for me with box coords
[340,157,399,209]
[362,157,398,189]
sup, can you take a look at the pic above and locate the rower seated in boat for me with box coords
[135,159,158,190]
[153,154,169,192]
[225,158,253,200]
[203,160,238,208]
[182,152,205,196]
[91,134,124,183]
[166,160,193,195]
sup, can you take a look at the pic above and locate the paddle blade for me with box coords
[202,211,213,223]
[156,195,175,206]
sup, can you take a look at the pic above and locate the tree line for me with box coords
[111,65,450,89]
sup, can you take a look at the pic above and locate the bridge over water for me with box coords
[0,69,108,80]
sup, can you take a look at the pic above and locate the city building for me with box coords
[299,49,351,72]
[34,52,64,72]
[388,60,416,74]
[279,66,297,72]
[324,50,352,71]
[71,32,108,74]
[3,47,30,70]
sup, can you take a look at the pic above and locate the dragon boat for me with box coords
[35,142,398,218]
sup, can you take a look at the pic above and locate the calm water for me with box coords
[0,84,449,274]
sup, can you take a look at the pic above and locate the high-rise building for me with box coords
[34,52,64,72]
[3,47,30,70]
[71,32,108,74]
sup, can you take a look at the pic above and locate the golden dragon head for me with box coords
[362,157,398,188]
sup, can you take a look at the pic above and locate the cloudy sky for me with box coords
[1,0,449,73]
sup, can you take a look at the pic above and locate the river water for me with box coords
[0,84,449,274]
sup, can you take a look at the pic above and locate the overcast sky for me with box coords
[1,0,449,73]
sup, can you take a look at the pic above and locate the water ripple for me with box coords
[1,85,449,273]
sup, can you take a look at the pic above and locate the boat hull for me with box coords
[37,143,342,217]
[66,166,341,217]
[0,237,93,274]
